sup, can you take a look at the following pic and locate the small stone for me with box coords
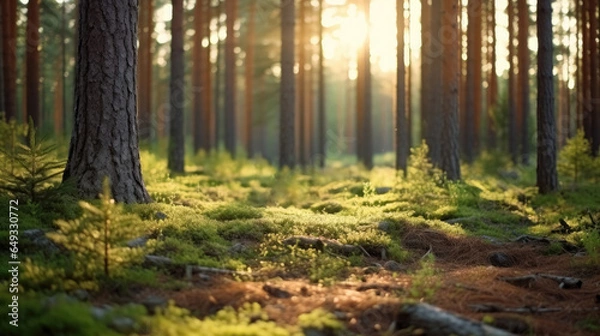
[144,255,173,267]
[228,243,245,254]
[90,306,108,320]
[375,187,392,195]
[71,289,90,301]
[141,295,168,314]
[127,236,149,248]
[109,317,136,334]
[377,221,391,232]
[23,229,60,253]
[383,260,406,272]
[154,211,168,220]
[489,252,515,267]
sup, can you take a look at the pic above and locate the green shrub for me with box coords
[409,254,441,301]
[582,230,600,265]
[558,130,596,185]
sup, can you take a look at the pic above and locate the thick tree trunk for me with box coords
[279,0,296,169]
[1,0,17,122]
[536,0,558,194]
[137,0,153,141]
[63,0,150,203]
[440,0,461,181]
[517,0,530,164]
[0,9,4,118]
[224,0,237,156]
[168,0,185,173]
[396,0,408,172]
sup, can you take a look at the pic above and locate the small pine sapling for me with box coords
[0,118,64,202]
[48,178,149,279]
[558,130,595,186]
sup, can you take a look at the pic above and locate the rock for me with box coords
[22,229,60,253]
[141,295,168,314]
[109,317,136,334]
[383,260,406,272]
[42,293,77,309]
[228,243,246,254]
[71,289,90,301]
[154,211,168,220]
[263,284,292,298]
[377,221,391,232]
[90,306,110,320]
[480,235,503,245]
[144,255,173,267]
[127,236,149,248]
[499,170,519,180]
[375,187,392,195]
[488,252,515,268]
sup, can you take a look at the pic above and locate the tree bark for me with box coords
[63,0,151,203]
[26,0,40,127]
[396,0,408,172]
[465,0,482,163]
[137,0,153,141]
[279,0,296,169]
[356,0,373,170]
[486,0,497,149]
[224,0,237,156]
[298,0,307,167]
[427,0,442,166]
[317,0,326,168]
[244,0,257,158]
[420,0,431,146]
[589,0,600,155]
[440,0,461,181]
[517,0,530,164]
[1,0,17,122]
[507,0,518,164]
[536,0,558,194]
[168,0,185,173]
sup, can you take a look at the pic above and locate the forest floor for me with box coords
[1,148,600,335]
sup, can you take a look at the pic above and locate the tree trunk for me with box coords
[507,0,518,164]
[420,0,431,145]
[63,0,151,203]
[517,0,530,164]
[192,0,207,153]
[317,0,326,168]
[244,0,257,158]
[279,0,295,169]
[1,0,17,122]
[440,0,461,181]
[396,0,408,172]
[589,0,600,155]
[168,0,185,173]
[465,0,482,163]
[203,0,214,152]
[214,1,223,150]
[356,0,373,169]
[0,8,4,119]
[137,0,153,141]
[581,0,591,143]
[224,0,237,156]
[486,0,497,149]
[536,0,558,194]
[298,0,307,167]
[428,0,442,166]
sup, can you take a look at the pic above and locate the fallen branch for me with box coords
[538,274,582,289]
[470,304,562,314]
[396,303,515,336]
[356,283,405,292]
[498,274,582,289]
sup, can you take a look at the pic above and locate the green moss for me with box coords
[205,203,263,221]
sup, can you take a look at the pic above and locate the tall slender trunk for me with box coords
[138,0,153,141]
[1,0,17,121]
[465,0,482,162]
[224,0,237,156]
[192,0,205,153]
[589,0,600,155]
[168,0,185,173]
[420,0,431,144]
[486,0,497,149]
[317,0,326,168]
[517,0,530,164]
[396,0,408,172]
[507,0,518,164]
[536,0,558,193]
[244,0,257,158]
[356,0,373,169]
[26,0,41,127]
[441,0,461,180]
[298,0,307,167]
[279,0,296,169]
